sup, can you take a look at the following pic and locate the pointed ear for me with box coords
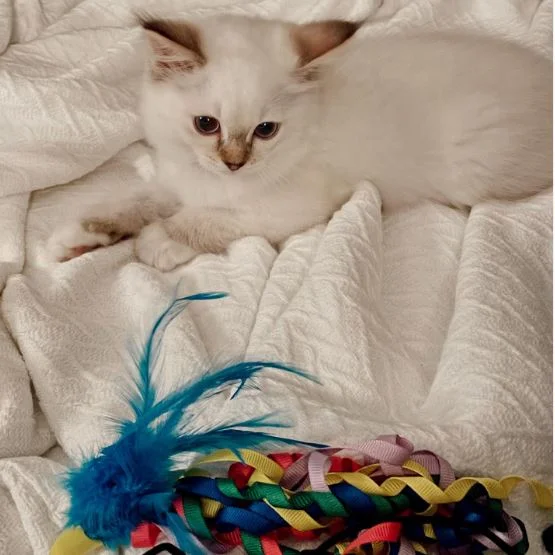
[140,18,206,80]
[291,20,360,66]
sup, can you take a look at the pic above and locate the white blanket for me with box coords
[0,0,552,553]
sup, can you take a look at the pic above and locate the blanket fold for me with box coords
[0,0,551,553]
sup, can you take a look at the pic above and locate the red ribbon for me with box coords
[131,523,162,548]
[261,536,283,555]
[344,522,402,553]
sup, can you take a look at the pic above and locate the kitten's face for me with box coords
[152,45,312,177]
[140,16,357,179]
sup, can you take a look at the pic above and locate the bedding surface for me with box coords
[0,0,552,553]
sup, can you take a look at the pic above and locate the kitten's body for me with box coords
[48,16,551,270]
[318,32,550,209]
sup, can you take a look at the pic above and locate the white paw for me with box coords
[46,222,113,262]
[135,222,197,271]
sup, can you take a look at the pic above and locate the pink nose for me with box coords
[225,161,245,171]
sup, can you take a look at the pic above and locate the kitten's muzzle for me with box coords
[218,135,250,172]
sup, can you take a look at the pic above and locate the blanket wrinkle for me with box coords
[0,0,551,553]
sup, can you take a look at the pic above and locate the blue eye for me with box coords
[254,121,280,139]
[194,116,220,134]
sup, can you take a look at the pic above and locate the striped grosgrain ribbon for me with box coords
[131,436,552,555]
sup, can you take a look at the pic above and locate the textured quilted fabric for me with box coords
[0,0,552,553]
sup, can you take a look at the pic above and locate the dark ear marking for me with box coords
[139,17,206,80]
[291,20,360,66]
[140,18,205,61]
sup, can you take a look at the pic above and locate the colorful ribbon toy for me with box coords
[52,435,552,555]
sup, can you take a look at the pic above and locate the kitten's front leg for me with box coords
[134,221,198,272]
[47,193,179,262]
[135,208,247,271]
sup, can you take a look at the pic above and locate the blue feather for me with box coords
[126,292,228,423]
[64,292,324,553]
[166,512,205,555]
[176,413,323,453]
[153,361,320,437]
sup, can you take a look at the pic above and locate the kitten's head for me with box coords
[139,15,358,178]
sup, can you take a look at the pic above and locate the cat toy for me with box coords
[50,293,553,555]
[51,292,323,555]
[130,442,551,555]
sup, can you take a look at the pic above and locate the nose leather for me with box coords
[225,161,245,171]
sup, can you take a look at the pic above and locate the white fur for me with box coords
[135,221,197,271]
[48,15,551,270]
[45,223,113,262]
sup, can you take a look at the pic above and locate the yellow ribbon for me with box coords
[197,449,284,482]
[50,449,553,554]
[194,449,553,532]
[50,527,102,555]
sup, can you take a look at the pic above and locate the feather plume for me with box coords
[63,292,323,552]
[126,291,228,424]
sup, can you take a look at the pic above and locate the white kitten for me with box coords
[48,15,551,270]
